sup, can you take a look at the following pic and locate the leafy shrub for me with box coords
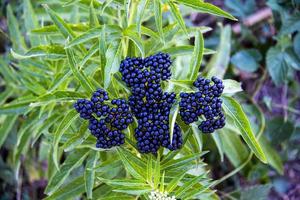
[0,0,276,199]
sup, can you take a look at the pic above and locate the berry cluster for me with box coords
[74,89,133,149]
[120,53,183,153]
[179,76,225,133]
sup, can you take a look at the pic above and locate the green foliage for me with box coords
[0,0,277,199]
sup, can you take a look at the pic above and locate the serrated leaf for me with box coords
[43,4,76,39]
[66,48,95,93]
[161,152,205,171]
[98,178,148,187]
[222,96,267,163]
[46,149,89,194]
[117,148,145,180]
[30,91,85,107]
[176,0,237,20]
[52,110,78,169]
[166,171,186,192]
[175,174,206,197]
[189,31,204,80]
[104,40,122,89]
[266,47,289,86]
[136,0,149,35]
[66,26,121,48]
[11,45,65,60]
[123,27,145,57]
[168,1,189,36]
[63,121,89,151]
[85,151,99,199]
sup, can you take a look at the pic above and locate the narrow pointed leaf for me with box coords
[46,149,89,194]
[52,110,78,169]
[189,31,204,80]
[222,96,267,163]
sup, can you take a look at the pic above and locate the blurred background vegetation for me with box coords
[0,0,299,199]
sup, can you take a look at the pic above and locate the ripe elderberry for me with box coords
[120,53,183,153]
[179,76,225,133]
[74,89,133,149]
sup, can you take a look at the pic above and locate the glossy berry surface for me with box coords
[74,89,133,149]
[179,76,225,133]
[120,53,183,153]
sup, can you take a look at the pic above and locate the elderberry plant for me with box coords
[0,0,273,199]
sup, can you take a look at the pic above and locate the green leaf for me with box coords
[104,40,122,89]
[231,49,261,72]
[30,91,85,107]
[52,110,78,169]
[211,132,224,162]
[283,48,300,70]
[44,176,86,200]
[279,13,300,35]
[124,0,131,27]
[168,1,189,36]
[241,184,272,200]
[222,79,243,95]
[259,136,283,174]
[113,187,152,195]
[0,115,18,148]
[11,45,66,60]
[153,0,164,42]
[66,26,121,48]
[166,171,186,192]
[293,33,300,59]
[43,4,76,39]
[85,151,99,199]
[31,24,89,35]
[175,174,206,197]
[136,0,149,35]
[24,0,40,46]
[154,153,161,188]
[218,128,249,167]
[222,96,267,163]
[206,25,231,78]
[161,152,205,171]
[98,178,148,187]
[45,149,89,195]
[162,46,215,57]
[7,5,26,52]
[89,0,100,28]
[123,27,145,57]
[189,31,204,80]
[169,103,179,144]
[63,121,89,152]
[66,48,95,93]
[117,148,145,180]
[176,0,237,20]
[266,117,295,145]
[266,47,289,86]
